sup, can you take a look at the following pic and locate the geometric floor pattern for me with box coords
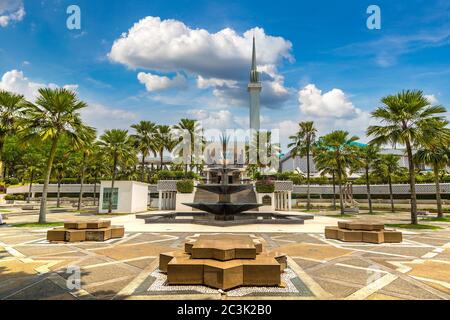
[1,227,450,300]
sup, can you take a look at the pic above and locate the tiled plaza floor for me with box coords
[1,216,450,300]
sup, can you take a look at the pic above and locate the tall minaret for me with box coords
[248,36,262,132]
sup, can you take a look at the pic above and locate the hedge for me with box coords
[5,194,25,201]
[176,180,194,193]
[255,180,275,193]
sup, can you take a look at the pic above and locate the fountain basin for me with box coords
[196,184,253,194]
[182,202,263,220]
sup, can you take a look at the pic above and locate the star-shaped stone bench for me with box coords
[159,234,287,290]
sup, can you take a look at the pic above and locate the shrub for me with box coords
[154,170,200,182]
[5,194,15,201]
[4,177,20,186]
[176,179,194,193]
[4,194,25,201]
[255,180,275,193]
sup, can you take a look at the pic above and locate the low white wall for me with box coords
[176,192,195,212]
[98,181,149,214]
[256,192,275,211]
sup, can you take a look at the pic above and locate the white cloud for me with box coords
[109,17,292,78]
[0,70,78,101]
[425,94,439,105]
[298,84,359,119]
[0,0,25,27]
[137,72,186,92]
[187,109,243,131]
[196,76,237,89]
[109,16,293,107]
[80,104,137,133]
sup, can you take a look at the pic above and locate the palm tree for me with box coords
[314,131,359,215]
[131,121,157,182]
[21,88,95,223]
[356,144,380,214]
[315,157,338,210]
[174,118,203,173]
[414,142,450,218]
[98,129,135,213]
[248,131,281,173]
[373,154,401,212]
[288,121,317,211]
[0,90,26,179]
[154,125,176,170]
[86,147,108,206]
[76,143,95,211]
[368,90,450,224]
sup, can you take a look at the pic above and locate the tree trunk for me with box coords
[27,170,34,203]
[39,137,59,224]
[332,171,337,211]
[77,153,86,211]
[160,150,164,170]
[405,140,418,224]
[56,177,61,208]
[0,137,4,180]
[306,149,311,211]
[337,161,344,215]
[108,154,118,214]
[433,165,443,218]
[93,174,98,206]
[365,165,373,213]
[388,174,395,213]
[141,153,146,182]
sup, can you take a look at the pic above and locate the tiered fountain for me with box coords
[137,135,313,226]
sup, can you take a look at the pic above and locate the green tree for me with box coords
[288,121,317,211]
[131,121,157,182]
[414,142,450,218]
[355,144,380,214]
[368,90,450,224]
[173,118,203,173]
[154,125,176,171]
[86,147,109,206]
[314,131,359,215]
[98,129,135,213]
[314,155,338,210]
[373,154,402,212]
[0,91,26,179]
[21,88,95,223]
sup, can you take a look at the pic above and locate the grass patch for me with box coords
[327,214,355,218]
[386,223,442,230]
[421,216,450,222]
[0,209,11,213]
[13,222,64,228]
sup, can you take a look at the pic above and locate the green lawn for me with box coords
[13,222,64,228]
[386,223,442,230]
[0,209,11,213]
[421,216,450,222]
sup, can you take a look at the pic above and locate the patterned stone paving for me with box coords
[1,226,450,300]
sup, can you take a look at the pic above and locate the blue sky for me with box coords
[0,0,449,150]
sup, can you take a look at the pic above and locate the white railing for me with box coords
[293,183,450,195]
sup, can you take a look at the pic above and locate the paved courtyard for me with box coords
[1,212,450,300]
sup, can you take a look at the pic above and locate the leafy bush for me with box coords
[3,177,20,186]
[5,194,25,201]
[5,194,15,201]
[176,179,194,193]
[255,180,275,193]
[154,170,200,182]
